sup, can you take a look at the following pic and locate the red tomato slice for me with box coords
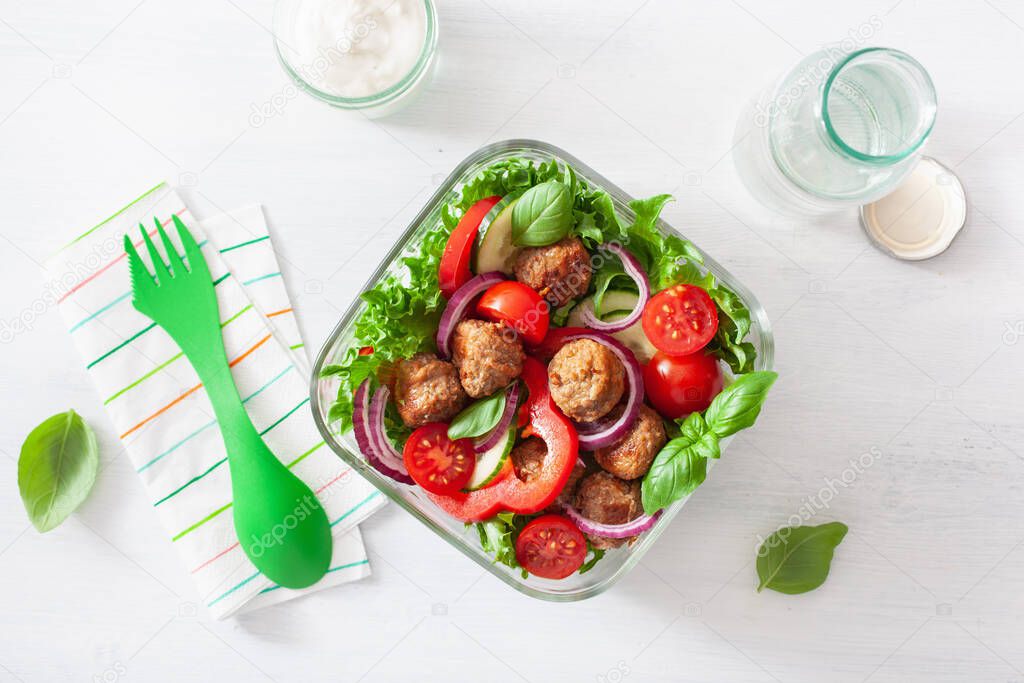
[642,284,719,356]
[515,514,587,579]
[403,423,475,495]
[644,350,724,419]
[476,281,550,346]
[426,357,578,521]
[438,196,502,298]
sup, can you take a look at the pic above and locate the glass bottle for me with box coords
[734,47,937,215]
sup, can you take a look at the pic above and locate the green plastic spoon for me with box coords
[125,216,331,589]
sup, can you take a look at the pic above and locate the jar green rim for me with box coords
[273,0,438,109]
[820,47,937,164]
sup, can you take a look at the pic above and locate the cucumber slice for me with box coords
[465,426,516,491]
[567,290,659,363]
[474,196,518,275]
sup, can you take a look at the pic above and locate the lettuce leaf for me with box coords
[325,158,565,432]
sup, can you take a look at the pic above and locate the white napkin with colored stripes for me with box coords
[44,183,385,619]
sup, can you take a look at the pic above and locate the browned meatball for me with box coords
[393,353,467,428]
[594,404,666,480]
[574,471,643,550]
[451,319,524,398]
[511,438,587,510]
[511,437,547,482]
[514,236,592,308]
[548,339,625,423]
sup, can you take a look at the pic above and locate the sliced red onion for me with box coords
[562,331,644,449]
[435,271,506,359]
[353,379,413,485]
[575,414,615,435]
[473,381,520,453]
[563,503,661,539]
[369,385,411,474]
[580,243,650,333]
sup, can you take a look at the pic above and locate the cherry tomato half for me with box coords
[403,423,476,495]
[515,514,587,579]
[476,281,550,346]
[644,350,724,419]
[641,284,719,356]
[438,196,502,298]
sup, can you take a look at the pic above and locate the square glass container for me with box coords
[310,140,774,601]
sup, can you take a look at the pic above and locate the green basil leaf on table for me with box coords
[447,387,509,440]
[511,181,573,247]
[18,410,99,532]
[756,521,848,594]
[641,414,719,515]
[704,371,778,438]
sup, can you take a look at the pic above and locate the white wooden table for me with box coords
[2,0,1023,681]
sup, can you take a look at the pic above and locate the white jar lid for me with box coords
[859,157,967,260]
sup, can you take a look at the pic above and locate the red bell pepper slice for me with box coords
[427,356,579,522]
[438,195,502,298]
[528,326,592,361]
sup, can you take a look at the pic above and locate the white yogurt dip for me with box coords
[283,0,428,99]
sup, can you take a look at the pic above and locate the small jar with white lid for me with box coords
[273,0,438,118]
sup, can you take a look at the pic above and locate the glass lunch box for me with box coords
[310,139,775,601]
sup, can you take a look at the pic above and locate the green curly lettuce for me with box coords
[324,157,570,432]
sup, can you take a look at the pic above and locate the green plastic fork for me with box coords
[125,216,331,589]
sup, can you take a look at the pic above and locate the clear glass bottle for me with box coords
[734,47,937,215]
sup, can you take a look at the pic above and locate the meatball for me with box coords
[548,339,625,422]
[511,437,547,483]
[514,236,592,308]
[393,353,467,429]
[511,438,587,510]
[574,471,643,550]
[557,459,587,509]
[451,319,524,398]
[594,404,666,480]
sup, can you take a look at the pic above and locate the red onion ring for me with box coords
[353,379,413,485]
[435,272,505,359]
[473,381,520,453]
[580,243,650,333]
[562,503,661,539]
[562,331,644,449]
[369,385,410,474]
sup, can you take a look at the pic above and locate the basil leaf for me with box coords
[511,181,573,247]
[448,387,508,440]
[705,371,778,438]
[756,522,848,594]
[678,411,714,452]
[641,414,719,515]
[18,410,99,532]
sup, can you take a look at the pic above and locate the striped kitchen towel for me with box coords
[44,183,385,618]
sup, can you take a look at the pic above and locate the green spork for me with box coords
[125,216,331,589]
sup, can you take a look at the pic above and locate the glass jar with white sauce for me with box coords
[273,0,438,117]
